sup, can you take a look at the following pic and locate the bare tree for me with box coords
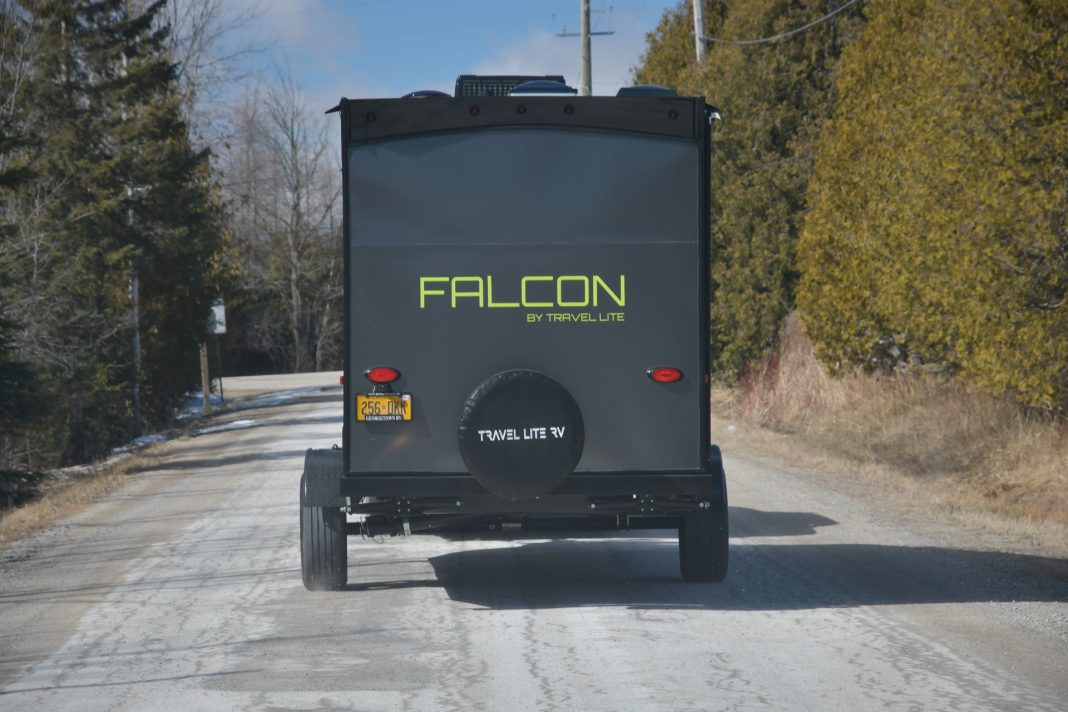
[0,2,37,170]
[157,0,265,143]
[219,71,342,373]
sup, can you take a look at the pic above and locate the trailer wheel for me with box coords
[679,469,728,583]
[300,470,347,591]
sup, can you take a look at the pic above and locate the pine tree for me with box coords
[91,0,229,428]
[635,2,728,92]
[634,1,864,377]
[798,0,1068,410]
[0,3,45,467]
[0,317,45,469]
[1,0,229,463]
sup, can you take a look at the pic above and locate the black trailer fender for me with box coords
[302,448,346,507]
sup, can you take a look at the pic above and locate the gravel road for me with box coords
[1,374,1065,711]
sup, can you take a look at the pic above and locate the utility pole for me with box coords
[557,0,613,96]
[580,0,590,95]
[693,0,706,63]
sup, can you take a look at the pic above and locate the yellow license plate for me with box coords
[356,393,412,422]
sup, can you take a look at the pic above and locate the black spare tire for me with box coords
[458,370,584,500]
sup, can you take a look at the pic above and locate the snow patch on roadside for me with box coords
[178,385,329,421]
[110,433,172,454]
[178,393,225,421]
[197,419,257,435]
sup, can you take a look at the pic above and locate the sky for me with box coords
[229,0,685,112]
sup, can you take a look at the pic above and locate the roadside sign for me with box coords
[208,300,226,335]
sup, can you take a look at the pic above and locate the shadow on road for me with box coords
[0,563,300,605]
[134,449,310,472]
[244,392,341,408]
[0,668,263,695]
[260,415,342,429]
[412,536,1068,611]
[345,578,440,592]
[433,507,836,541]
[729,507,837,537]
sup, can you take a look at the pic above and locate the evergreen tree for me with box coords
[94,0,230,427]
[1,0,229,464]
[797,0,1068,410]
[0,4,45,459]
[0,317,45,467]
[635,2,728,92]
[635,1,864,377]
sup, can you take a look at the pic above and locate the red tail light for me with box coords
[647,366,683,383]
[364,366,400,384]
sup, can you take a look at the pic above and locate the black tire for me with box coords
[679,470,728,583]
[300,470,347,590]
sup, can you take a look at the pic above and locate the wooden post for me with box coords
[199,342,211,414]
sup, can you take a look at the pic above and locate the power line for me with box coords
[701,0,863,46]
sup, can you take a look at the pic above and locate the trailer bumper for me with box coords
[339,472,717,499]
[337,446,726,521]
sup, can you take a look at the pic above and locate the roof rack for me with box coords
[455,75,568,98]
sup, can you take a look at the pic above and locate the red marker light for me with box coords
[647,366,683,383]
[364,366,400,384]
[340,375,345,385]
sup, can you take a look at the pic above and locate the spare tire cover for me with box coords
[458,370,584,500]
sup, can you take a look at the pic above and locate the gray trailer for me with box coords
[301,76,728,590]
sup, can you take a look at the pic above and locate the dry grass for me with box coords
[0,451,158,548]
[722,313,1068,528]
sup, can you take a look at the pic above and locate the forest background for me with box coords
[636,0,1065,526]
[1,1,1065,525]
[1,0,342,475]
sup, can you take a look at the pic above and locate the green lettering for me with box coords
[521,276,553,308]
[593,275,625,308]
[420,277,449,308]
[557,276,590,307]
[487,275,519,308]
[451,276,484,307]
[423,274,626,311]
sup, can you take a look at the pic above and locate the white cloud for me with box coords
[473,28,573,79]
[471,11,660,96]
[253,0,346,49]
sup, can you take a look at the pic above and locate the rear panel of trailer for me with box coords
[340,97,711,480]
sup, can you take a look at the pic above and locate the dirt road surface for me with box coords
[1,374,1065,711]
